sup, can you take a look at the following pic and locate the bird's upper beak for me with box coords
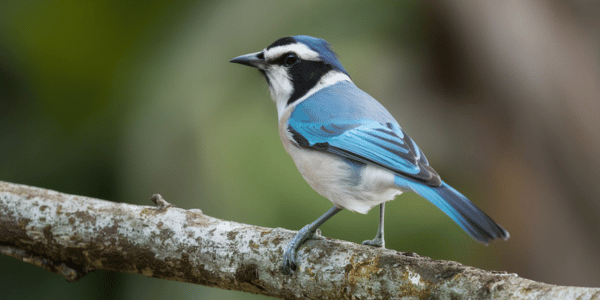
[230,51,265,69]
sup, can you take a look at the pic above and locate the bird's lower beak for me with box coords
[230,52,264,69]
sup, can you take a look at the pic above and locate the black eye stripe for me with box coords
[284,54,299,67]
[272,52,300,65]
[287,60,333,105]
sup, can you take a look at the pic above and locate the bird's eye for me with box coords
[283,53,299,67]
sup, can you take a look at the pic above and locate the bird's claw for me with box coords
[282,224,316,275]
[282,244,298,275]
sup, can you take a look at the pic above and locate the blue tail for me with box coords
[395,177,509,244]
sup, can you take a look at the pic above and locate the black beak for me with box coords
[230,51,264,69]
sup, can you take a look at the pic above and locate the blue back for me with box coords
[291,80,397,126]
[288,81,441,185]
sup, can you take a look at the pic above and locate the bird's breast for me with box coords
[278,113,402,213]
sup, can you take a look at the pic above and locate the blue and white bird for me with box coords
[230,35,509,275]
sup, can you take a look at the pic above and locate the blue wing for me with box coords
[288,81,441,186]
[288,119,441,186]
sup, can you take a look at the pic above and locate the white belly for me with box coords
[281,138,402,214]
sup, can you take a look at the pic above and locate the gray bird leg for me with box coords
[282,206,342,275]
[362,203,385,248]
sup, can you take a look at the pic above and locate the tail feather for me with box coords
[396,177,509,244]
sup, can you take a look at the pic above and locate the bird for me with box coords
[230,35,509,275]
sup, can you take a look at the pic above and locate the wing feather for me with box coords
[288,120,441,186]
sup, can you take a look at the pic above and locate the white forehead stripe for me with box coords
[264,43,320,61]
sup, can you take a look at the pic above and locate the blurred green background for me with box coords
[2,1,600,299]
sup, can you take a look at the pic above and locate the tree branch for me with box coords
[0,181,598,299]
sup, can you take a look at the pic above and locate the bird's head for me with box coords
[230,35,351,115]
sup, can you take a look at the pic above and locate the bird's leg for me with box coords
[282,206,342,275]
[362,203,385,248]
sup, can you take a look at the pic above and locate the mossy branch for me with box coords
[0,181,598,299]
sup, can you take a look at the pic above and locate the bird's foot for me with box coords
[282,246,298,275]
[282,224,316,275]
[362,237,385,248]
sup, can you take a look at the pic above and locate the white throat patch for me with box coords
[265,64,293,110]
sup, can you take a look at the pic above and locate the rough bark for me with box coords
[0,181,598,299]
